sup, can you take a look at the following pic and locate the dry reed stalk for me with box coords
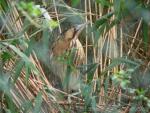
[0,1,61,112]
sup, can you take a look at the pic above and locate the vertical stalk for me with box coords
[52,0,62,33]
[84,0,88,82]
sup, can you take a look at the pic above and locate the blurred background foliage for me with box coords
[0,0,150,113]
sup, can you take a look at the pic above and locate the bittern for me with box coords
[50,23,86,92]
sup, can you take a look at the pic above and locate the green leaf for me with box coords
[11,39,20,46]
[104,76,110,96]
[91,96,96,112]
[5,95,19,113]
[142,20,148,51]
[2,42,30,62]
[18,1,41,17]
[71,0,80,7]
[0,75,10,95]
[93,23,106,44]
[1,51,12,62]
[93,12,116,44]
[0,0,8,12]
[21,100,33,113]
[102,57,140,75]
[33,92,43,113]
[14,60,24,83]
[0,75,18,113]
[129,104,137,113]
[25,63,31,84]
[84,63,99,83]
[94,12,114,28]
[113,0,127,20]
[96,0,112,7]
[2,42,39,75]
[81,84,92,106]
[95,79,101,93]
[5,109,11,113]
[49,20,59,29]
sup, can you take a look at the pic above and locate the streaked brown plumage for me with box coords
[50,24,86,92]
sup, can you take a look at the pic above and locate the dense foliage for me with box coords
[0,0,150,113]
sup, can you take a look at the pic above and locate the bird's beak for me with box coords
[73,22,89,40]
[75,22,88,32]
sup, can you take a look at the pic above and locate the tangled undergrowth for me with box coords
[0,0,150,113]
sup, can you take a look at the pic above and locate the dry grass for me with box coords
[0,0,150,113]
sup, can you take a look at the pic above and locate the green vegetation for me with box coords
[0,0,150,112]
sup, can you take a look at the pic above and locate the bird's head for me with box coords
[51,23,87,57]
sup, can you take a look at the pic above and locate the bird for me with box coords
[50,23,87,92]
